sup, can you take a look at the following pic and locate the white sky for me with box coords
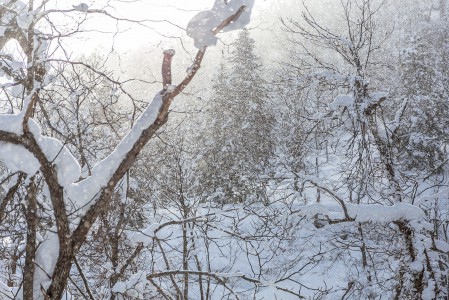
[59,0,272,54]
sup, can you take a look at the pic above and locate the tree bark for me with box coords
[23,177,37,300]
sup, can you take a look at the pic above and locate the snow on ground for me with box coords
[118,199,429,299]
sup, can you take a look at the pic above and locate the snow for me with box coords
[0,143,40,175]
[0,281,14,299]
[166,84,176,93]
[0,1,447,298]
[66,92,163,213]
[0,114,39,175]
[347,203,424,223]
[28,118,81,187]
[370,92,388,104]
[112,271,147,296]
[33,230,59,296]
[0,112,23,134]
[186,0,255,49]
[16,11,33,29]
[11,85,24,97]
[72,3,89,12]
[0,90,163,220]
[33,35,49,61]
[329,92,387,114]
[0,0,26,32]
[389,98,408,133]
[186,63,195,75]
[130,223,161,246]
[301,202,424,223]
[301,202,331,217]
[434,240,449,253]
[329,94,353,110]
[7,61,23,72]
[0,113,81,186]
[422,280,436,300]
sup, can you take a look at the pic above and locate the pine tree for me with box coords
[202,29,274,203]
[397,23,449,174]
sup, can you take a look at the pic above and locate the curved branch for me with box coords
[304,179,352,221]
[45,5,250,300]
[146,270,305,299]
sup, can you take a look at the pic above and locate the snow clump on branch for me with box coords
[186,0,255,49]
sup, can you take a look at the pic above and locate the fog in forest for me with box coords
[0,0,448,299]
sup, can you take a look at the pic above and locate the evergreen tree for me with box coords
[202,29,274,203]
[397,24,449,174]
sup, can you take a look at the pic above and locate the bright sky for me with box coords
[60,0,271,54]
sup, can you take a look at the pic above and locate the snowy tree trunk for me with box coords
[23,178,37,300]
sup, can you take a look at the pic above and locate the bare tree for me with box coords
[0,1,251,299]
[278,0,448,298]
